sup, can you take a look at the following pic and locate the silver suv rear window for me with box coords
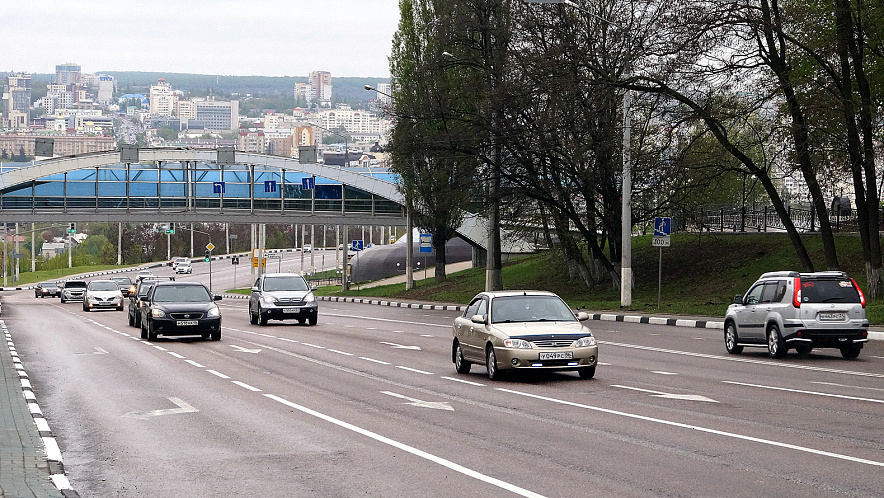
[801,278,860,303]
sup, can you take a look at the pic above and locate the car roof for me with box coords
[759,271,849,279]
[153,281,205,287]
[262,272,305,278]
[476,290,559,299]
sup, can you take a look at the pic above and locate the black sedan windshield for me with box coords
[153,285,211,303]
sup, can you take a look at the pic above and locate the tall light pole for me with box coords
[365,84,415,292]
[524,0,633,305]
[308,121,354,291]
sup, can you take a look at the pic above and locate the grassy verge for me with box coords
[6,264,139,286]
[315,233,884,324]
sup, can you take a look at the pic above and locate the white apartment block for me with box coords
[313,105,390,137]
[149,79,174,116]
[294,82,317,102]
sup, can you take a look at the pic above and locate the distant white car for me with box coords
[171,257,189,269]
[303,244,313,253]
[175,261,193,274]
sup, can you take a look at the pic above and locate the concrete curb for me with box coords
[3,320,78,497]
[307,296,884,341]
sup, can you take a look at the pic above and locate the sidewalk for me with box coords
[1,320,74,497]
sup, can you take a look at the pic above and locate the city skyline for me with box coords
[5,1,400,78]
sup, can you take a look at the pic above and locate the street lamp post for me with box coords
[364,84,415,292]
[308,122,354,291]
[524,0,633,305]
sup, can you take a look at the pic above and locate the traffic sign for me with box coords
[419,233,433,253]
[264,180,276,193]
[301,177,314,190]
[232,256,239,265]
[652,236,671,247]
[206,243,215,251]
[654,217,672,236]
[266,253,282,259]
[351,240,364,251]
[213,181,226,194]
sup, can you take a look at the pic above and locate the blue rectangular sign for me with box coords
[351,240,364,251]
[419,233,433,253]
[264,180,277,193]
[213,181,226,194]
[301,177,314,190]
[654,217,671,237]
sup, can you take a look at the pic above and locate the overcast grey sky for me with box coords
[5,0,400,78]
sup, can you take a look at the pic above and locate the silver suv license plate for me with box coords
[819,312,846,321]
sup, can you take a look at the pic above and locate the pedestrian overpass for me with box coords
[0,147,526,252]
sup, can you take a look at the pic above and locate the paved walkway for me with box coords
[1,319,74,497]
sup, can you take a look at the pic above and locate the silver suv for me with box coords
[725,271,868,359]
[249,273,318,326]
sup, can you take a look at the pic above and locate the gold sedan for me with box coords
[452,291,599,380]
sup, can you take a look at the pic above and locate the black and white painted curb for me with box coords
[3,321,79,497]
[224,295,884,341]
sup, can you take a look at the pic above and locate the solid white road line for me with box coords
[600,340,884,378]
[264,394,546,497]
[498,388,884,467]
[722,381,884,404]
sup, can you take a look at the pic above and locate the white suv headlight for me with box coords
[304,293,316,303]
[261,296,279,305]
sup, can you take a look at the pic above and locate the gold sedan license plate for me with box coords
[539,352,573,360]
[176,320,199,326]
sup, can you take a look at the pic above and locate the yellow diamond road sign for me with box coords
[206,243,215,251]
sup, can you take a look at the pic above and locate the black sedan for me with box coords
[140,281,222,341]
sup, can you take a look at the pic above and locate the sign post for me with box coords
[419,234,433,285]
[653,217,671,309]
[206,243,215,293]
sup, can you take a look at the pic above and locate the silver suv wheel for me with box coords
[768,325,786,359]
[725,322,743,354]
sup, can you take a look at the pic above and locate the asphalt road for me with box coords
[5,265,884,497]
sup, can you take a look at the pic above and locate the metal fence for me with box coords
[680,205,862,234]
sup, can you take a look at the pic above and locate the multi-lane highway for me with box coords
[5,258,884,497]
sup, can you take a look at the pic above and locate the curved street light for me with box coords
[363,85,415,291]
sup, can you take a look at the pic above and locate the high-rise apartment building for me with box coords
[149,79,174,116]
[5,73,31,115]
[309,71,333,102]
[55,63,81,86]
